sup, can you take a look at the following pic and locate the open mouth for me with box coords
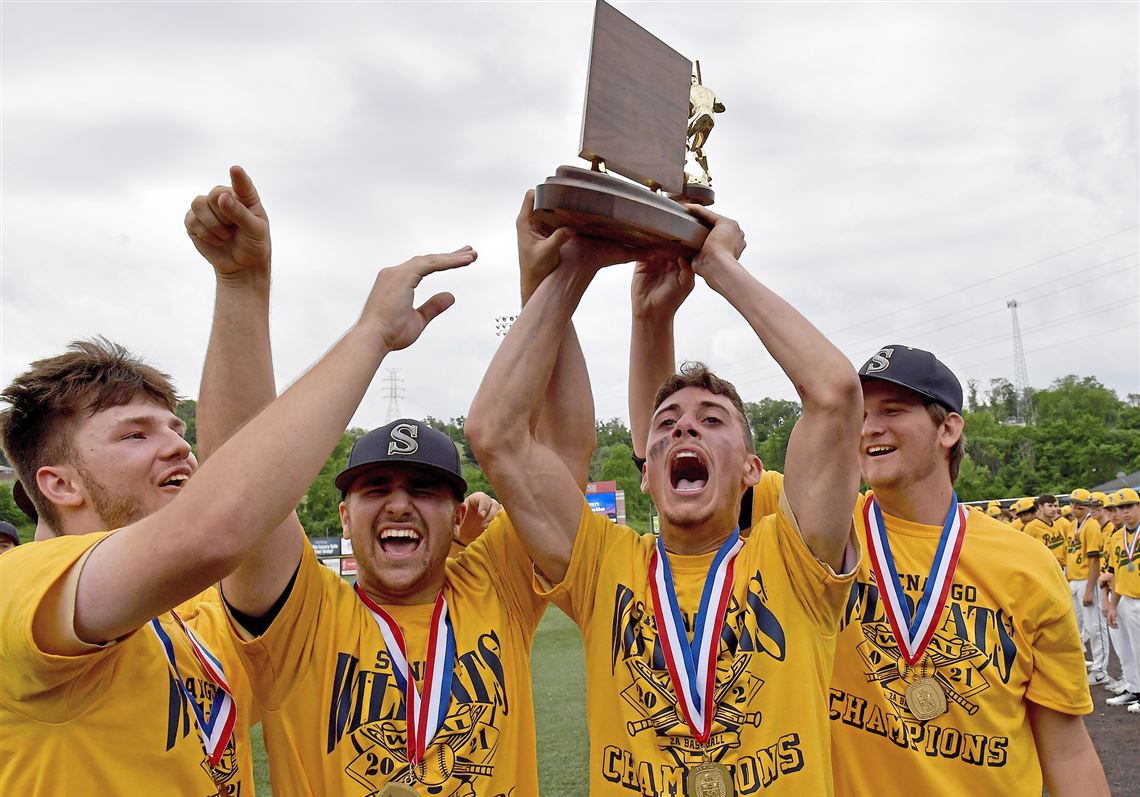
[159,473,190,489]
[378,528,423,556]
[865,445,896,458]
[670,449,709,493]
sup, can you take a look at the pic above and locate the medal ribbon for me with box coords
[355,584,455,768]
[148,612,236,766]
[863,493,967,665]
[648,530,743,744]
[1123,526,1140,562]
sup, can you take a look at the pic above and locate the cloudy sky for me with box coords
[2,1,1137,433]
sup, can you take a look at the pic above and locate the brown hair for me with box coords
[0,338,179,529]
[651,362,754,452]
[923,399,965,483]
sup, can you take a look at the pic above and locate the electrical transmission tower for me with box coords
[1007,300,1031,424]
[383,369,405,423]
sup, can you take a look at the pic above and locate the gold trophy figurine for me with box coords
[534,0,726,254]
[678,61,725,206]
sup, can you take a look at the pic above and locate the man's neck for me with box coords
[659,516,738,556]
[870,477,955,527]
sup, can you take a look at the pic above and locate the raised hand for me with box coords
[358,247,477,352]
[184,165,271,283]
[516,190,639,301]
[454,492,502,546]
[630,255,695,320]
[684,204,747,279]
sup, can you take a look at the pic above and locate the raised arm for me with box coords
[517,192,596,488]
[466,207,636,582]
[628,257,694,459]
[72,240,475,643]
[185,166,307,617]
[687,205,861,570]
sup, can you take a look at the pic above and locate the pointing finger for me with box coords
[228,165,262,208]
[406,248,477,278]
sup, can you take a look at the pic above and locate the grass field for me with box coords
[249,609,589,794]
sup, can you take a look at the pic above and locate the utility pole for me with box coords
[383,369,404,424]
[1007,299,1031,424]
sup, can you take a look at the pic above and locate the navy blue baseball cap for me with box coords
[0,521,19,546]
[858,345,963,414]
[334,419,467,499]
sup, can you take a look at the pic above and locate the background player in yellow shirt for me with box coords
[1067,488,1109,684]
[0,165,472,794]
[186,184,591,794]
[1023,494,1067,568]
[1104,489,1140,711]
[828,345,1106,796]
[469,205,863,795]
[1010,497,1036,532]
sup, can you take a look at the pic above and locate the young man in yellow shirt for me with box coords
[1067,488,1109,684]
[1010,497,1037,532]
[828,345,1106,796]
[1104,489,1140,711]
[0,166,470,794]
[1023,494,1067,568]
[186,184,589,795]
[469,205,864,795]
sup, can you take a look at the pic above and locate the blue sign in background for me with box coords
[587,491,617,517]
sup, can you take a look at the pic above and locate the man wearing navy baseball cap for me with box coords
[191,183,593,794]
[828,345,1107,796]
[0,520,20,554]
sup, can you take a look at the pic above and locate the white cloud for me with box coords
[2,1,1136,432]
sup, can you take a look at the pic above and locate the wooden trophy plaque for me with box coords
[534,0,712,252]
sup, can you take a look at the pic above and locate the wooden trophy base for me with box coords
[534,166,709,253]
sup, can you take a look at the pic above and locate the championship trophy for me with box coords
[534,0,726,253]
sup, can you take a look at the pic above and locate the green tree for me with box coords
[296,429,367,537]
[744,398,801,473]
[175,399,197,449]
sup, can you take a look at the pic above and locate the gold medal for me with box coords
[686,761,735,797]
[378,782,420,797]
[905,676,948,721]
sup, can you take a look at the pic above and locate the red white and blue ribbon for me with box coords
[863,493,967,666]
[355,584,455,768]
[148,612,236,766]
[1123,526,1140,562]
[648,530,743,743]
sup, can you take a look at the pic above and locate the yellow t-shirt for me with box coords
[541,494,857,796]
[1065,516,1103,581]
[231,514,545,795]
[1010,518,1024,532]
[829,495,1091,796]
[1022,518,1067,568]
[1107,525,1140,599]
[749,469,785,527]
[0,533,256,795]
[1100,521,1115,561]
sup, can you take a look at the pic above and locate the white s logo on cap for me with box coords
[388,423,420,456]
[865,347,894,374]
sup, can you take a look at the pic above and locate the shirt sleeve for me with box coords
[227,541,336,710]
[534,500,634,625]
[0,533,124,713]
[773,490,860,635]
[1086,522,1103,559]
[448,513,546,634]
[1024,563,1094,715]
